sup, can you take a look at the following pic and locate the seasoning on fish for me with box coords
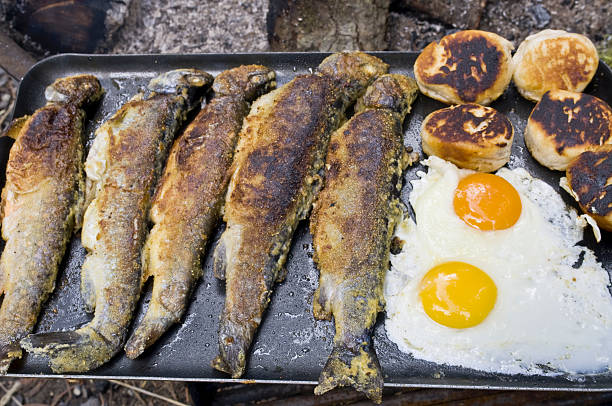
[0,74,103,374]
[21,69,213,373]
[310,74,419,403]
[211,52,388,378]
[124,65,276,359]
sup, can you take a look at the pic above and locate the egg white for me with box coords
[385,156,612,375]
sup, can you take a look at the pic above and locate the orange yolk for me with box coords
[453,173,522,231]
[419,261,497,329]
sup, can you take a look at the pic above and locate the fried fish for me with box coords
[310,74,419,403]
[124,65,275,359]
[211,52,388,378]
[0,74,103,373]
[21,69,213,373]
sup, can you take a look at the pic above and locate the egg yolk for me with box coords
[419,261,497,329]
[453,173,522,231]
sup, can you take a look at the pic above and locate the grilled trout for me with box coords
[21,69,213,373]
[212,52,388,378]
[124,65,275,359]
[310,74,419,403]
[0,75,103,374]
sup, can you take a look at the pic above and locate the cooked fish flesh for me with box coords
[310,74,419,403]
[0,75,103,374]
[212,52,388,378]
[21,69,213,373]
[124,65,275,359]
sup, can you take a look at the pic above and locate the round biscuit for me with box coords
[513,29,599,102]
[421,103,514,172]
[414,30,514,106]
[525,90,612,171]
[566,145,612,232]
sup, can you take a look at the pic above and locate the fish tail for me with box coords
[315,339,383,404]
[21,327,116,373]
[211,316,254,378]
[124,301,180,359]
[0,343,23,374]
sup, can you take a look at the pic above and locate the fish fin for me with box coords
[275,266,287,283]
[80,261,96,313]
[313,287,332,321]
[21,327,115,373]
[0,343,23,374]
[140,238,153,289]
[73,177,86,232]
[315,341,383,404]
[0,263,5,296]
[212,316,252,378]
[213,238,227,280]
[3,116,29,139]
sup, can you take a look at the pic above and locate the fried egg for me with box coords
[385,156,612,375]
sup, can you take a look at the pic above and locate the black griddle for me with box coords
[4,52,612,391]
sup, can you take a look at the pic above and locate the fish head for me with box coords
[316,52,389,102]
[356,74,419,118]
[213,65,276,101]
[148,69,214,109]
[45,74,104,107]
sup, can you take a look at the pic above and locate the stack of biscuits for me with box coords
[413,28,612,233]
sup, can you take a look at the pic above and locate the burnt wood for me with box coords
[398,0,487,30]
[268,0,390,51]
[3,0,129,53]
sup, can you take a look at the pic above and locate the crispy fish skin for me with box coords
[124,65,276,359]
[0,75,103,373]
[212,52,388,378]
[311,74,419,403]
[21,69,213,373]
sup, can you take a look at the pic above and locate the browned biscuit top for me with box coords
[529,90,612,154]
[516,35,598,91]
[423,103,513,147]
[415,31,506,102]
[567,145,612,217]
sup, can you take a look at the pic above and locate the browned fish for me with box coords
[0,75,103,373]
[21,69,212,373]
[124,65,276,359]
[211,52,388,378]
[310,74,419,403]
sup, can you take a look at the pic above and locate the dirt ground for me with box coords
[0,378,191,406]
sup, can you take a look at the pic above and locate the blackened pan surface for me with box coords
[4,53,612,390]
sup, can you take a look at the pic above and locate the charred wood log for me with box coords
[268,0,390,51]
[2,0,130,54]
[398,0,487,30]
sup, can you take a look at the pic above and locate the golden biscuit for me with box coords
[414,30,514,105]
[421,103,514,172]
[525,89,612,171]
[513,30,599,102]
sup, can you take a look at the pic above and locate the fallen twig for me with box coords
[132,387,147,406]
[24,381,45,399]
[108,380,188,406]
[184,386,190,405]
[0,380,23,406]
[49,387,70,406]
[165,381,178,400]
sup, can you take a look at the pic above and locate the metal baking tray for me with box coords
[4,52,612,390]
